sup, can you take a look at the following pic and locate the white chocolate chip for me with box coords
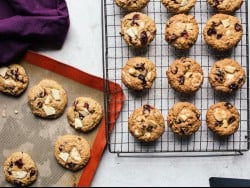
[59,152,69,162]
[12,171,28,179]
[128,68,136,75]
[138,21,145,29]
[191,73,203,88]
[126,27,138,38]
[146,72,153,81]
[226,74,235,81]
[43,106,56,116]
[134,129,141,136]
[178,114,188,122]
[213,108,227,122]
[0,67,8,77]
[186,23,193,31]
[181,0,188,6]
[79,108,90,117]
[136,116,145,122]
[145,132,151,138]
[224,66,236,74]
[70,147,82,162]
[51,89,61,101]
[226,30,231,36]
[4,80,16,87]
[45,96,51,105]
[74,118,83,129]
[222,120,228,128]
[222,19,230,28]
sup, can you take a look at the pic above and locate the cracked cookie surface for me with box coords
[206,102,240,136]
[115,0,150,12]
[4,152,38,187]
[166,57,204,93]
[121,12,157,48]
[128,105,165,142]
[203,14,243,51]
[165,14,199,50]
[209,58,246,93]
[0,64,29,96]
[28,79,68,119]
[67,97,103,132]
[54,135,91,171]
[122,57,156,91]
[161,0,197,14]
[167,102,201,136]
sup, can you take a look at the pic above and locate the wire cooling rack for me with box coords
[102,0,249,156]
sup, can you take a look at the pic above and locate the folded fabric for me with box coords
[0,0,70,65]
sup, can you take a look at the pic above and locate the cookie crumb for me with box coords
[2,110,7,118]
[14,110,19,115]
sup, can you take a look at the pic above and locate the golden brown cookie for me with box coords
[209,59,246,93]
[67,97,103,132]
[128,105,165,142]
[165,14,199,50]
[115,0,150,12]
[121,12,157,48]
[208,0,243,14]
[167,102,201,136]
[28,79,68,119]
[122,57,157,91]
[4,152,38,187]
[166,57,204,93]
[0,64,29,96]
[206,102,240,137]
[54,135,91,171]
[161,0,197,14]
[203,14,243,51]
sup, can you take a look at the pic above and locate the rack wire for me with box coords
[102,0,249,156]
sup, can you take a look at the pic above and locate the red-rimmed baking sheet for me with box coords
[0,51,125,187]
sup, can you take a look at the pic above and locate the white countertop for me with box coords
[40,1,250,187]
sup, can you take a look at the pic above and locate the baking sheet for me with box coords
[103,0,249,154]
[0,54,104,186]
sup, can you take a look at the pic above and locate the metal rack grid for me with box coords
[102,0,249,156]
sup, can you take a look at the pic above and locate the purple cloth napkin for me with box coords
[0,0,70,65]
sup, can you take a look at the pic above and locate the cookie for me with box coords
[28,79,68,119]
[208,0,243,14]
[161,0,197,14]
[167,102,201,136]
[128,105,165,142]
[206,102,240,136]
[67,97,103,132]
[121,12,157,48]
[203,14,243,51]
[4,152,38,187]
[115,0,150,12]
[165,14,199,50]
[166,57,204,93]
[209,59,246,93]
[122,57,157,91]
[0,64,29,96]
[54,135,91,171]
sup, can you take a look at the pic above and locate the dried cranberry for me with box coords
[13,180,22,186]
[39,90,46,98]
[216,34,222,39]
[146,125,154,132]
[181,30,189,39]
[37,102,43,108]
[67,162,76,169]
[215,69,225,82]
[169,34,177,42]
[207,27,217,36]
[235,23,242,32]
[224,102,233,109]
[238,78,244,84]
[215,121,223,126]
[79,113,85,120]
[30,169,37,177]
[171,67,178,75]
[73,100,78,111]
[15,159,24,169]
[143,105,152,113]
[178,76,185,85]
[10,162,13,168]
[131,14,140,26]
[8,171,12,175]
[229,83,238,91]
[140,31,148,46]
[84,103,89,110]
[135,63,145,71]
[228,116,236,124]
[195,112,201,119]
[138,74,147,86]
[133,14,140,21]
